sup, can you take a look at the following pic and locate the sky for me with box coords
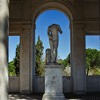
[86,36,100,50]
[8,10,100,62]
[9,36,20,62]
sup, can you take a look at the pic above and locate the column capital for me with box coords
[70,21,86,33]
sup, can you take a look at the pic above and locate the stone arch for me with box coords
[31,1,86,94]
[31,1,74,92]
[32,1,77,23]
[32,1,74,70]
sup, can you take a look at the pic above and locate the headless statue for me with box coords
[47,24,62,63]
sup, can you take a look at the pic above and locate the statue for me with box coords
[47,24,62,63]
[45,48,51,64]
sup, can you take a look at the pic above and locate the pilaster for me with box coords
[30,23,36,93]
[20,24,31,94]
[71,21,86,94]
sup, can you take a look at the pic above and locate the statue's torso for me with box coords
[50,28,58,41]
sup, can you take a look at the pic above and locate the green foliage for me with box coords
[66,53,70,65]
[86,48,100,75]
[8,39,99,76]
[58,54,70,68]
[35,36,44,76]
[87,67,100,75]
[8,44,20,76]
[14,44,20,76]
[58,54,71,76]
[58,59,67,68]
[58,48,100,76]
[8,60,16,76]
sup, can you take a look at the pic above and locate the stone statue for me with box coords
[47,24,62,63]
[45,49,51,64]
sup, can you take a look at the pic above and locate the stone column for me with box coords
[71,22,86,94]
[20,25,31,94]
[0,0,9,100]
[42,65,65,100]
[29,23,36,93]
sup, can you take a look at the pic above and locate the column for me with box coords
[71,22,86,94]
[20,25,31,94]
[0,0,9,100]
[29,24,36,93]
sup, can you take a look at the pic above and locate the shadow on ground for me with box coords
[9,93,100,100]
[9,94,41,100]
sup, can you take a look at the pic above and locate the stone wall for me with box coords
[63,76,72,92]
[33,76,72,93]
[9,77,20,93]
[34,76,45,93]
[8,76,100,93]
[87,76,100,92]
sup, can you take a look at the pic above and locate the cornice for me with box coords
[32,0,75,7]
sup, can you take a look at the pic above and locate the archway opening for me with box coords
[33,9,72,93]
[35,10,71,76]
[8,36,20,76]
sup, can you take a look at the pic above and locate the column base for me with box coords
[42,93,66,100]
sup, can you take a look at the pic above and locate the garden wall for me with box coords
[9,76,100,93]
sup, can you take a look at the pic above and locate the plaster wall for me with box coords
[9,0,100,35]
[84,1,100,19]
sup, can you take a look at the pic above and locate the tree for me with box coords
[35,36,44,76]
[66,53,70,65]
[86,48,100,75]
[58,48,100,76]
[58,54,70,68]
[8,44,20,76]
[8,60,16,76]
[58,54,71,76]
[14,44,20,76]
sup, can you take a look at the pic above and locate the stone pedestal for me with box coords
[42,65,65,100]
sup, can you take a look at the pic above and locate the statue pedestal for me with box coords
[42,65,65,100]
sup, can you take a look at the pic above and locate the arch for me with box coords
[31,1,73,77]
[31,1,78,93]
[32,1,77,24]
